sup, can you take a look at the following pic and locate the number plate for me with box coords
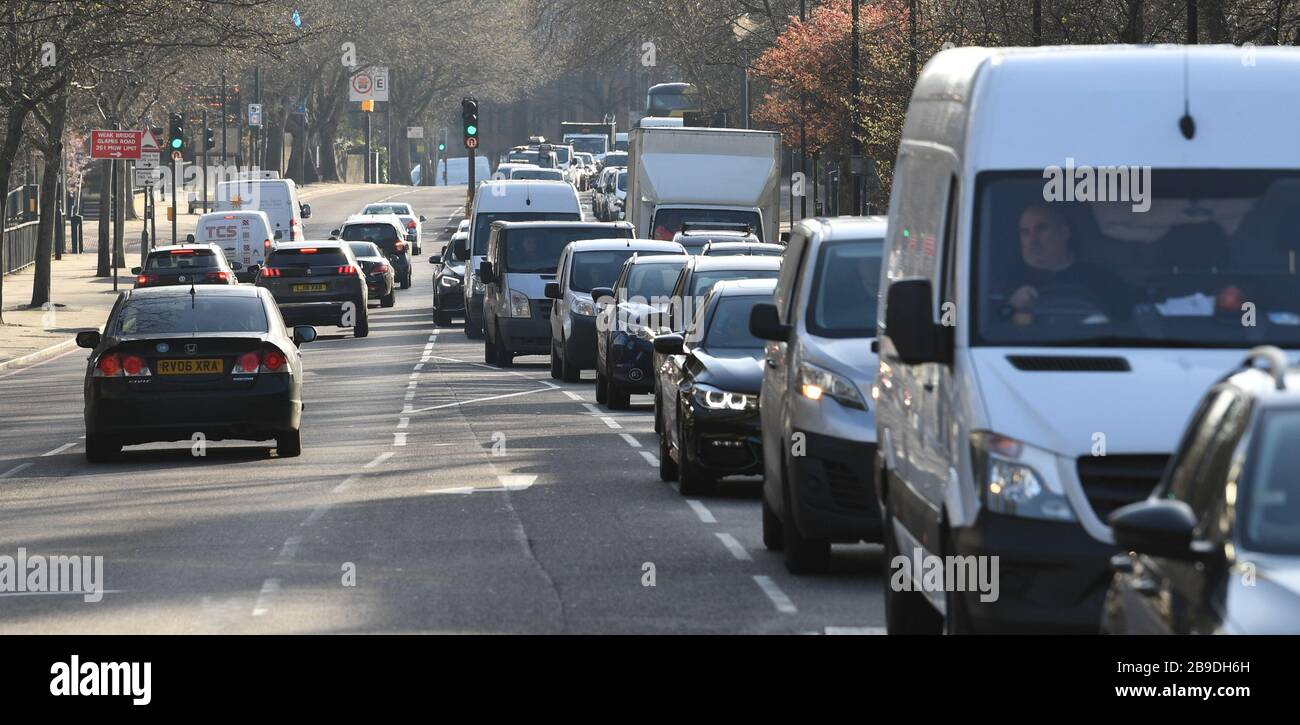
[157,359,224,375]
[292,283,327,293]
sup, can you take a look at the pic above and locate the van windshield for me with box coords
[652,208,762,242]
[809,239,882,338]
[473,212,581,255]
[974,170,1300,348]
[568,137,606,155]
[503,229,632,275]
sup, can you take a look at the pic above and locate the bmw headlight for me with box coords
[692,384,757,411]
[507,288,531,318]
[971,432,1076,522]
[798,361,866,410]
[571,296,595,316]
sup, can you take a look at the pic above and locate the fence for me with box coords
[2,220,39,275]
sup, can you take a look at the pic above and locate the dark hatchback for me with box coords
[592,254,689,408]
[347,241,396,308]
[256,242,369,337]
[335,218,412,289]
[133,245,237,288]
[654,279,775,495]
[77,285,317,462]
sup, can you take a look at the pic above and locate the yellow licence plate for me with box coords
[292,283,327,293]
[157,358,224,375]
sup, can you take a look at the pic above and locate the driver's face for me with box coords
[1019,206,1072,270]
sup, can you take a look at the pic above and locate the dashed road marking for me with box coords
[716,532,751,561]
[301,505,329,527]
[0,463,33,479]
[394,432,408,446]
[618,433,641,448]
[753,575,797,614]
[333,474,362,493]
[686,499,717,523]
[397,416,410,430]
[639,451,659,467]
[252,578,280,616]
[275,536,302,565]
[41,442,77,457]
[599,416,622,430]
[563,391,585,401]
[364,452,394,469]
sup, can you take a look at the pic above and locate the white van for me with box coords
[194,210,275,281]
[457,180,582,339]
[875,45,1300,634]
[214,179,310,243]
[435,156,492,186]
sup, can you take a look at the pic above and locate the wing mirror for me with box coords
[749,302,790,342]
[75,330,101,348]
[653,333,684,355]
[300,203,312,219]
[1110,499,1206,561]
[544,283,561,300]
[292,325,318,346]
[130,267,142,275]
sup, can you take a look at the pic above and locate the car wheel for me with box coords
[549,343,562,380]
[607,378,630,410]
[381,290,396,308]
[762,494,784,551]
[84,433,120,463]
[353,304,370,338]
[276,429,302,458]
[560,345,581,383]
[492,329,513,367]
[781,467,830,574]
[465,319,483,339]
[883,484,943,634]
[484,328,496,363]
[595,367,608,404]
[676,417,714,496]
[942,523,978,634]
[658,425,678,482]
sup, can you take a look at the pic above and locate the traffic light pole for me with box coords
[364,113,372,184]
[171,156,179,245]
[466,147,476,211]
[202,109,209,214]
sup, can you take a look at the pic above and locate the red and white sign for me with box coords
[465,137,479,150]
[90,130,143,160]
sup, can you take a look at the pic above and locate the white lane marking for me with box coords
[825,626,887,635]
[404,391,415,401]
[275,536,302,565]
[364,452,394,469]
[397,416,410,429]
[41,442,77,457]
[407,380,418,388]
[582,403,601,415]
[403,404,414,414]
[753,575,798,614]
[301,505,329,527]
[471,363,495,370]
[686,499,717,523]
[408,373,420,381]
[333,474,362,493]
[618,433,641,448]
[600,416,622,430]
[639,451,659,467]
[426,486,475,495]
[498,474,537,491]
[563,391,584,401]
[424,344,434,352]
[408,386,549,413]
[0,463,34,479]
[537,380,560,389]
[716,532,752,561]
[394,433,408,446]
[252,578,280,616]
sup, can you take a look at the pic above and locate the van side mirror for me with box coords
[883,278,951,365]
[419,215,427,222]
[478,261,495,284]
[428,255,440,265]
[185,233,195,243]
[653,333,684,355]
[749,303,790,342]
[76,330,101,348]
[300,203,312,219]
[453,236,469,260]
[329,229,340,238]
[1110,499,1202,561]
[544,283,561,300]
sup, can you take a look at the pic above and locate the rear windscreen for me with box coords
[348,242,382,259]
[267,248,349,267]
[146,251,221,270]
[341,224,399,245]
[115,296,268,334]
[691,268,780,297]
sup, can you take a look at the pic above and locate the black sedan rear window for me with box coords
[146,250,220,270]
[114,296,268,334]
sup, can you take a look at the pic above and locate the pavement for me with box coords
[0,182,885,634]
[0,182,417,371]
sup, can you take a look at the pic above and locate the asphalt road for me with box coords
[0,183,885,634]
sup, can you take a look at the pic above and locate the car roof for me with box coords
[344,214,403,225]
[798,215,888,241]
[126,284,260,299]
[704,242,783,250]
[626,253,691,266]
[273,240,348,250]
[494,220,632,231]
[567,239,683,253]
[149,244,222,253]
[686,255,783,272]
[710,278,779,297]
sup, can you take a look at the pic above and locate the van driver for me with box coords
[1003,204,1131,323]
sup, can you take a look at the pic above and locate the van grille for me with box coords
[1076,454,1169,522]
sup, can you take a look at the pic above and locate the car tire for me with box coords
[492,329,513,367]
[402,272,412,290]
[607,378,630,410]
[434,307,452,326]
[781,468,830,574]
[883,484,943,634]
[381,290,396,308]
[465,319,483,339]
[658,425,678,482]
[560,345,581,383]
[942,523,978,634]
[762,494,784,551]
[549,343,562,380]
[676,418,714,496]
[84,434,120,463]
[276,429,302,458]
[353,304,370,338]
[484,327,496,363]
[595,367,608,404]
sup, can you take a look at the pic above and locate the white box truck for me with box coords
[626,127,781,244]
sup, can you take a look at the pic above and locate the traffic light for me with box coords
[461,97,479,148]
[438,142,445,152]
[204,128,215,151]
[168,113,186,153]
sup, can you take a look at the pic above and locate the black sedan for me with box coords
[654,278,775,495]
[347,241,396,308]
[592,253,688,409]
[132,244,237,288]
[77,285,317,462]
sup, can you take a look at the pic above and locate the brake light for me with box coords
[121,355,151,376]
[223,215,236,220]
[261,267,282,278]
[262,349,287,372]
[169,249,196,255]
[205,271,230,282]
[234,351,261,374]
[136,274,158,286]
[95,353,121,376]
[299,248,317,254]
[337,265,358,275]
[372,264,389,275]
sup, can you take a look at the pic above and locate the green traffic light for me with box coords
[466,125,477,136]
[170,138,182,149]
[438,143,445,151]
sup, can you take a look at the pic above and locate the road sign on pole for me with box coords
[248,103,263,127]
[407,127,424,139]
[90,130,143,160]
[348,67,389,102]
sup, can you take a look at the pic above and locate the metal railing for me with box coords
[2,220,39,275]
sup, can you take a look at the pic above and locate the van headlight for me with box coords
[798,361,866,410]
[692,384,757,411]
[507,288,531,318]
[971,432,1076,522]
[571,296,595,317]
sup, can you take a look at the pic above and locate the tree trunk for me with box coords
[0,104,31,324]
[264,104,286,177]
[96,159,111,276]
[31,90,68,308]
[318,111,341,182]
